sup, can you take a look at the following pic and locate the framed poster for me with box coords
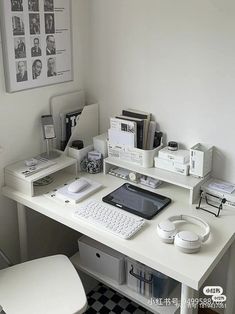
[0,0,73,92]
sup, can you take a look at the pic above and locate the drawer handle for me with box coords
[129,265,153,284]
[96,253,100,258]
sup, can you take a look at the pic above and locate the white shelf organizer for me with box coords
[104,157,209,204]
[71,252,180,314]
[4,153,77,197]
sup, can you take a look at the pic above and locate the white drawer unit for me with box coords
[78,236,125,285]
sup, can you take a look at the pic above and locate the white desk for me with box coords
[2,171,235,314]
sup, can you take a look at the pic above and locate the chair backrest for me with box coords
[0,255,87,314]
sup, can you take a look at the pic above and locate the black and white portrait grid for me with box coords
[0,0,73,92]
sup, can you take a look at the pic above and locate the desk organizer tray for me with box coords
[126,257,178,299]
[107,141,163,168]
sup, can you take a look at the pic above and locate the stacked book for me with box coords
[108,108,161,150]
[154,148,190,176]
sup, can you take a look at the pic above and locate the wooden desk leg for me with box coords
[180,284,198,314]
[224,241,235,314]
[17,203,28,262]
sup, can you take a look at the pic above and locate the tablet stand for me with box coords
[196,191,226,217]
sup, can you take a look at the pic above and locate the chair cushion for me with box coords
[0,255,87,314]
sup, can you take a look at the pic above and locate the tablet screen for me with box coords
[102,183,171,220]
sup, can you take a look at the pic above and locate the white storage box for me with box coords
[78,236,125,284]
[93,133,108,158]
[154,157,189,176]
[190,143,213,178]
[126,257,178,299]
[107,141,163,168]
[158,147,190,164]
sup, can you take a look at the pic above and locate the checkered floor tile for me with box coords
[85,283,153,314]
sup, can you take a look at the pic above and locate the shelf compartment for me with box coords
[104,157,209,204]
[70,252,180,314]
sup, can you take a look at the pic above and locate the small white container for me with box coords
[107,141,163,168]
[158,147,190,164]
[68,144,94,171]
[190,143,213,178]
[93,133,108,158]
[78,236,125,284]
[154,157,190,176]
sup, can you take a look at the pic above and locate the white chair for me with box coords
[0,255,87,314]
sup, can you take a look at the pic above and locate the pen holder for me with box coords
[80,156,103,174]
[68,144,94,171]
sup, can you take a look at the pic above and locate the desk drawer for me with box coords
[78,236,125,284]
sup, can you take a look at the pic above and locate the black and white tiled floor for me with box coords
[85,283,153,314]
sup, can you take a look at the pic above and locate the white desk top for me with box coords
[2,172,235,290]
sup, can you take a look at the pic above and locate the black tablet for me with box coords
[102,183,171,220]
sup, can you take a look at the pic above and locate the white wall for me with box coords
[84,0,235,182]
[0,0,89,264]
[83,0,235,305]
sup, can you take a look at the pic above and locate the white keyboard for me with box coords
[74,200,145,239]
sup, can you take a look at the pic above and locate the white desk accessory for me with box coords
[88,151,102,161]
[140,176,161,189]
[107,142,163,168]
[158,147,190,164]
[52,178,102,204]
[108,168,140,182]
[108,167,131,180]
[74,200,146,239]
[203,178,235,206]
[157,215,210,253]
[128,172,140,183]
[78,236,125,285]
[5,154,76,196]
[67,179,90,193]
[207,179,235,195]
[93,133,108,158]
[24,158,38,167]
[154,156,190,176]
[190,143,213,178]
[10,156,56,178]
